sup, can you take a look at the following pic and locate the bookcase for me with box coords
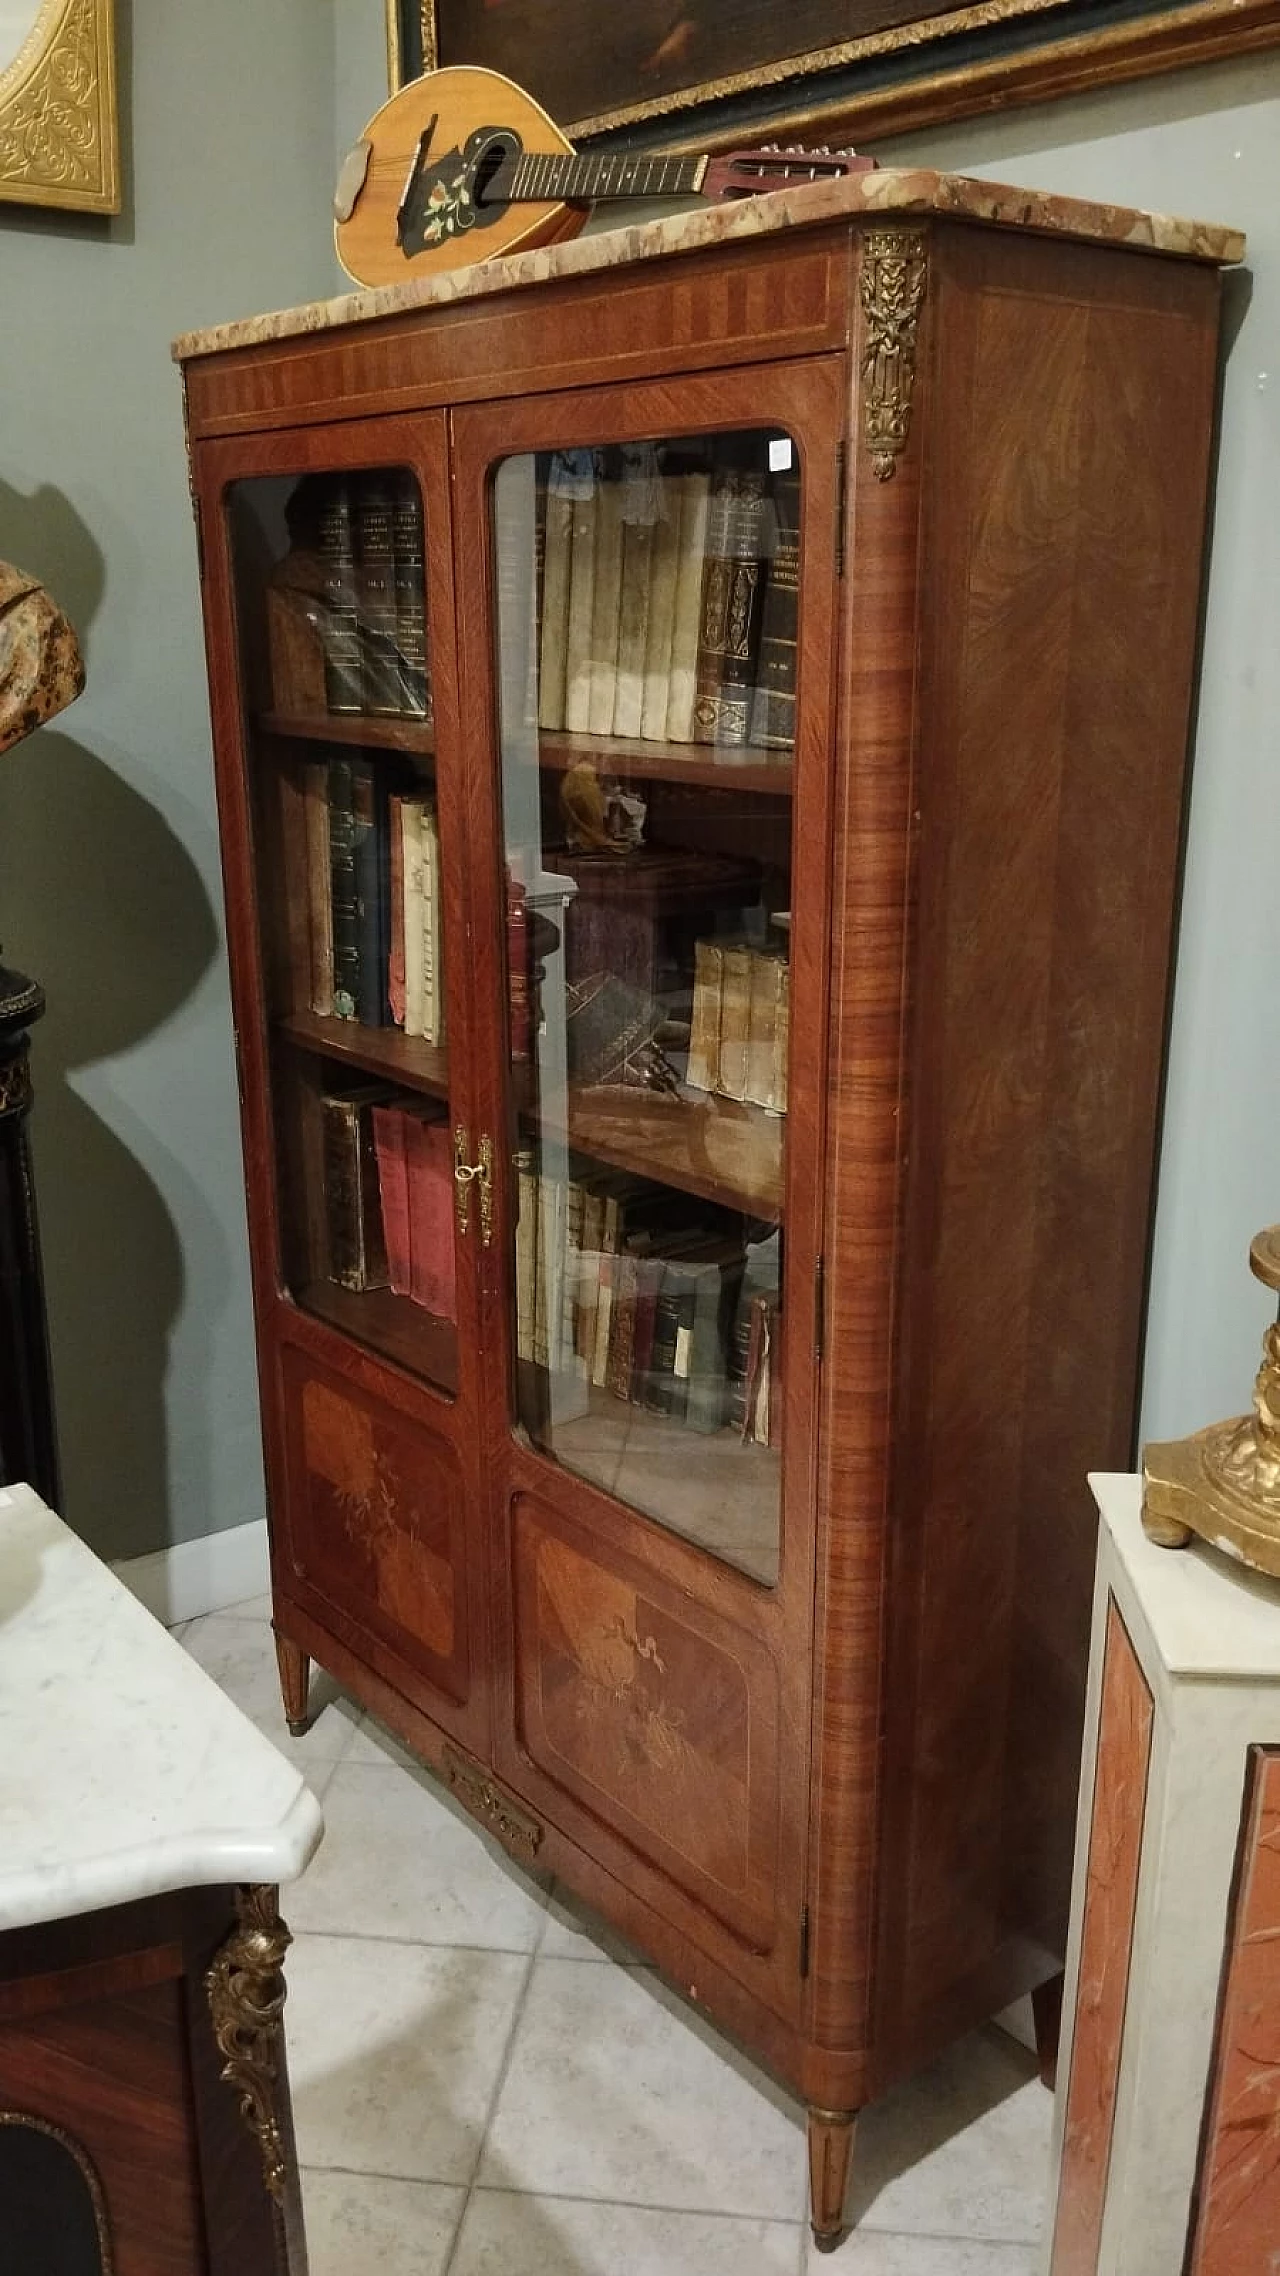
[176,172,1240,2247]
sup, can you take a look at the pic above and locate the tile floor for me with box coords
[180,1596,1054,2275]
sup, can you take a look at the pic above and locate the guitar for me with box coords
[334,66,874,290]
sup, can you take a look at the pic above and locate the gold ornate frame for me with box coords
[391,0,1280,145]
[0,0,119,212]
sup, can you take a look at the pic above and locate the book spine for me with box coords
[515,1148,538,1364]
[371,1105,411,1296]
[685,939,723,1094]
[387,793,406,1027]
[612,514,654,739]
[586,464,625,735]
[406,1112,457,1320]
[350,757,385,1027]
[748,466,801,753]
[401,797,426,1038]
[353,474,401,716]
[575,1188,606,1368]
[665,471,711,742]
[322,1096,385,1290]
[562,454,599,735]
[705,469,768,749]
[691,466,741,746]
[506,876,532,1061]
[639,472,683,740]
[605,1248,639,1401]
[536,1170,566,1373]
[420,800,444,1046]
[538,459,575,731]
[772,962,790,1115]
[327,756,359,1020]
[591,1252,615,1388]
[561,1180,589,1382]
[643,1267,681,1415]
[317,477,362,714]
[684,1262,728,1434]
[630,1256,663,1403]
[717,945,754,1101]
[304,758,334,1017]
[392,473,431,721]
[745,952,787,1111]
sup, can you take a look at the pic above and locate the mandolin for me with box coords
[334,65,874,290]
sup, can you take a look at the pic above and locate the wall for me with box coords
[876,56,1280,1443]
[0,0,338,1559]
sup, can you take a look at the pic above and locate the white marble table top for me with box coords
[1091,1470,1280,1680]
[0,1483,322,1933]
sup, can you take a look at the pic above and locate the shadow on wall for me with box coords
[0,481,219,1561]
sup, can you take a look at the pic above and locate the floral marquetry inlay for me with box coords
[0,0,119,214]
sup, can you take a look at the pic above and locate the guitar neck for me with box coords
[510,149,709,205]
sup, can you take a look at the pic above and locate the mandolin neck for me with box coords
[509,149,709,204]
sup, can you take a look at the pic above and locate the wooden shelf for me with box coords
[298,1278,458,1396]
[277,1011,449,1100]
[261,709,434,758]
[538,730,792,796]
[531,1080,784,1221]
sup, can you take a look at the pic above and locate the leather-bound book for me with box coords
[354,473,401,715]
[686,939,724,1094]
[514,1147,538,1366]
[506,876,532,1062]
[327,755,359,1020]
[321,1085,390,1291]
[371,1105,412,1297]
[317,476,362,714]
[611,513,655,738]
[717,945,754,1101]
[665,469,711,742]
[303,758,334,1017]
[562,453,599,734]
[401,795,426,1038]
[349,756,386,1027]
[403,1105,457,1321]
[387,793,407,1027]
[690,457,741,745]
[749,466,801,754]
[697,466,768,748]
[630,1252,665,1403]
[640,468,683,741]
[587,458,625,735]
[745,953,788,1113]
[538,454,575,731]
[391,474,431,720]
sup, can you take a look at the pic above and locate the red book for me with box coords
[506,876,531,1062]
[404,1106,457,1322]
[371,1105,411,1296]
[388,793,407,1027]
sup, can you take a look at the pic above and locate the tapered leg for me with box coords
[1032,1971,1065,2091]
[808,2106,857,2253]
[273,1630,311,1737]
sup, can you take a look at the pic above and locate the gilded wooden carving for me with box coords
[205,1885,292,2203]
[859,230,928,482]
[0,0,119,214]
[443,1744,544,1860]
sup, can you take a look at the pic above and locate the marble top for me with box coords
[1092,1471,1280,1681]
[0,1484,322,1933]
[172,168,1244,364]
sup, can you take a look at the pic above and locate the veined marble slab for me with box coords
[171,167,1245,364]
[0,1483,322,1932]
[1089,1469,1280,1679]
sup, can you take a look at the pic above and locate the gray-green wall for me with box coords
[2,17,1275,1563]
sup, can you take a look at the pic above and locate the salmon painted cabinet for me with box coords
[174,173,1242,2247]
[1049,1473,1280,2276]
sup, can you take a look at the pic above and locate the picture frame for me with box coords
[390,0,1280,148]
[0,0,120,213]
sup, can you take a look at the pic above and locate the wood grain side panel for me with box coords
[1049,1598,1153,2276]
[1187,1747,1280,2276]
[873,228,1221,2078]
[183,235,847,439]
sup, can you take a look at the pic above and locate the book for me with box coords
[267,477,329,713]
[605,1244,641,1401]
[665,469,711,741]
[349,756,386,1027]
[514,1147,538,1364]
[690,459,741,745]
[537,454,576,731]
[387,793,407,1027]
[371,1103,411,1296]
[643,1263,685,1417]
[586,460,625,735]
[611,513,654,737]
[419,799,444,1046]
[327,755,359,1020]
[686,939,724,1094]
[562,453,599,734]
[303,758,334,1017]
[639,470,683,740]
[748,465,801,753]
[506,876,532,1061]
[321,1085,389,1291]
[745,953,788,1113]
[697,463,768,748]
[574,1183,607,1369]
[317,476,362,714]
[683,1256,732,1433]
[401,795,427,1038]
[403,1104,456,1321]
[728,1235,782,1440]
[560,1179,590,1385]
[392,473,431,720]
[353,474,401,715]
[630,1252,665,1402]
[717,944,754,1101]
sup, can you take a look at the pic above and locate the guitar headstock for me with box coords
[702,145,877,202]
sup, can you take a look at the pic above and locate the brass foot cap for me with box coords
[812,2230,845,2255]
[287,1718,310,1738]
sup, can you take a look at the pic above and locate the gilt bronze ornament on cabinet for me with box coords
[176,170,1241,2248]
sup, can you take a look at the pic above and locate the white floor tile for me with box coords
[344,1713,423,1772]
[290,1758,549,1950]
[846,2029,1053,2245]
[219,1590,274,1621]
[538,1882,648,1965]
[805,2232,1037,2273]
[301,2170,463,2276]
[480,1958,806,2221]
[453,2190,803,2276]
[286,1933,529,2184]
[180,1613,360,1770]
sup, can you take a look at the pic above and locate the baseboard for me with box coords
[113,1517,271,1627]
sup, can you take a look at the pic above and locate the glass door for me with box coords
[223,456,464,1399]
[488,425,806,1589]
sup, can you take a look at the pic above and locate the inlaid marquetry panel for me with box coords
[1187,1746,1280,2274]
[1050,1597,1154,2275]
[278,1348,468,1704]
[510,1498,780,1945]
